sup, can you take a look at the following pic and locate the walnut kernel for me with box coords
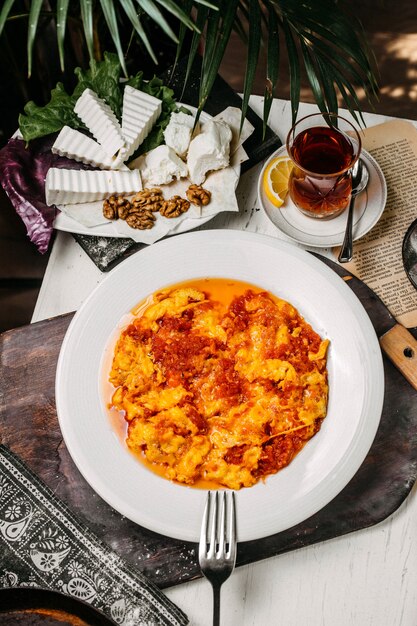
[186,184,211,207]
[103,194,131,220]
[125,208,156,230]
[160,195,190,218]
[132,188,164,212]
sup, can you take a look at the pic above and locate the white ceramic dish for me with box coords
[53,105,239,239]
[52,201,217,238]
[55,230,384,542]
[258,146,387,248]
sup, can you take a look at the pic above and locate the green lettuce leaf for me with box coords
[74,52,124,120]
[18,52,179,152]
[18,83,82,143]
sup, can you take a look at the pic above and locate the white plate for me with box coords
[52,204,215,238]
[53,105,237,239]
[55,230,384,542]
[258,146,387,247]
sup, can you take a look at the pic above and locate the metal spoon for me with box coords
[338,159,370,263]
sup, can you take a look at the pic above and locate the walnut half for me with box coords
[131,188,164,212]
[186,184,211,207]
[125,208,156,230]
[160,195,190,218]
[103,194,131,220]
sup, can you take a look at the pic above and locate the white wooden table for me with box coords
[32,98,417,626]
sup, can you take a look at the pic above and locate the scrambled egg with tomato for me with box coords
[109,283,329,490]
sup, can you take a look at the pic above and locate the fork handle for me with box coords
[212,583,221,626]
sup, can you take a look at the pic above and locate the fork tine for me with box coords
[227,492,236,563]
[208,491,218,558]
[218,492,226,556]
[199,491,211,562]
[199,491,237,626]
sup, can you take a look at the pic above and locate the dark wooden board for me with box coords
[1,256,417,588]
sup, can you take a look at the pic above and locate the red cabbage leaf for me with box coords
[0,135,91,254]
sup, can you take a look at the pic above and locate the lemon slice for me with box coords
[263,156,294,208]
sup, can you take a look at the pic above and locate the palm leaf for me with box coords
[27,0,44,77]
[99,0,127,75]
[0,0,16,36]
[231,11,248,44]
[298,25,376,93]
[201,6,221,83]
[276,0,378,116]
[327,66,366,126]
[315,55,338,115]
[300,39,327,115]
[194,0,218,7]
[301,33,377,105]
[178,5,209,100]
[153,0,197,31]
[199,0,239,114]
[278,0,371,69]
[240,0,261,132]
[56,0,70,71]
[236,0,249,23]
[1,0,379,133]
[263,3,279,137]
[172,0,193,70]
[80,0,94,62]
[119,0,158,64]
[281,16,300,123]
[135,0,179,42]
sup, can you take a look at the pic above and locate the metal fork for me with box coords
[199,491,237,626]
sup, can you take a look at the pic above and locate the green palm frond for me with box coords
[239,0,262,132]
[56,0,70,71]
[0,0,17,36]
[27,0,43,77]
[273,0,378,123]
[263,4,279,137]
[281,12,301,123]
[176,3,209,101]
[99,0,127,75]
[80,0,94,64]
[198,0,239,117]
[134,0,180,44]
[1,0,379,128]
[119,0,158,64]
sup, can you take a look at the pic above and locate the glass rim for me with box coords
[286,112,362,178]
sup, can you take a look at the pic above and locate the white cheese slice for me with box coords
[141,145,188,185]
[74,88,125,159]
[163,111,197,157]
[187,120,232,185]
[51,126,127,170]
[214,107,255,155]
[120,85,162,161]
[45,167,142,206]
[126,87,162,121]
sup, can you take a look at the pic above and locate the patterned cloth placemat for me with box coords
[0,445,188,626]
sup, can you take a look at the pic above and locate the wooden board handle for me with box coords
[379,324,417,391]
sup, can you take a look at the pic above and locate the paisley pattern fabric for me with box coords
[0,445,188,625]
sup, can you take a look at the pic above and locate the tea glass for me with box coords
[286,113,362,219]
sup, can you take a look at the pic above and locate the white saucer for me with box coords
[258,146,387,248]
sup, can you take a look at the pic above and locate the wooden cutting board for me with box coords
[1,258,417,589]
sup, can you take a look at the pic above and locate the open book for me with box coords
[333,119,417,328]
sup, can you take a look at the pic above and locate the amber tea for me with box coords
[286,114,361,219]
[291,126,354,175]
